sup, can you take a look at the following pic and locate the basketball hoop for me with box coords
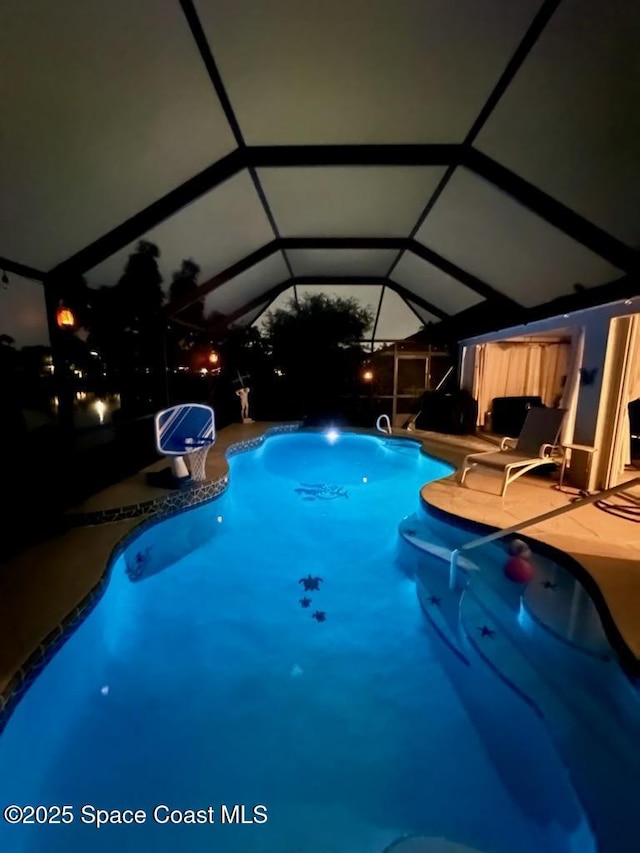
[187,445,210,482]
[154,403,216,486]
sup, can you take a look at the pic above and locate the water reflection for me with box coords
[48,393,121,428]
[94,399,107,424]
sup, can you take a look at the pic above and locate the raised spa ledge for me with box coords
[419,469,640,677]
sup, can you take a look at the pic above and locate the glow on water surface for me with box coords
[0,433,592,853]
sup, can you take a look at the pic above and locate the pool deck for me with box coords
[413,429,640,663]
[1,421,640,706]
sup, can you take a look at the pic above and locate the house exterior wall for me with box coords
[458,297,640,490]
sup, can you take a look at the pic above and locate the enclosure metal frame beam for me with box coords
[166,236,509,317]
[47,142,637,284]
[221,280,292,328]
[408,241,515,305]
[43,0,633,317]
[166,240,279,315]
[465,150,637,273]
[49,149,245,280]
[289,275,390,285]
[386,0,565,279]
[386,279,448,321]
[247,144,462,167]
[179,0,295,282]
[206,273,452,336]
[0,256,46,282]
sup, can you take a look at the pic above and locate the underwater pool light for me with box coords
[326,429,339,444]
[362,476,368,483]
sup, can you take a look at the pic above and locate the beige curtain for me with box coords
[559,327,585,446]
[611,315,640,477]
[541,343,571,407]
[473,340,570,427]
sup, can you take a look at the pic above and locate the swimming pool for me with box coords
[0,431,597,852]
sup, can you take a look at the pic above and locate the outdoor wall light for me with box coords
[362,369,374,382]
[56,302,76,329]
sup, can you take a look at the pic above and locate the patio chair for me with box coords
[459,407,567,497]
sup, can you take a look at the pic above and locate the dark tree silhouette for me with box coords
[86,240,165,413]
[169,259,203,327]
[263,293,373,415]
[114,239,164,330]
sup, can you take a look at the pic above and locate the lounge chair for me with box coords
[459,407,567,497]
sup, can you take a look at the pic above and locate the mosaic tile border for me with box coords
[0,423,301,734]
[67,477,230,526]
[67,423,301,527]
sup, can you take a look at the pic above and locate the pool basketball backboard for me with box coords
[154,404,216,481]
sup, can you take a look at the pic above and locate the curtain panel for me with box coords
[473,339,571,427]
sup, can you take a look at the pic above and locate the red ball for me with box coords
[504,555,534,583]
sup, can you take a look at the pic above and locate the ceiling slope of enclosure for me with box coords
[0,0,638,344]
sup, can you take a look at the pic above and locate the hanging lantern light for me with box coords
[208,350,220,366]
[362,369,374,382]
[56,303,76,330]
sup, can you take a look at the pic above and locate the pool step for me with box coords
[461,579,640,759]
[416,575,469,665]
[460,589,549,720]
[382,438,421,454]
[398,514,480,572]
[459,584,640,849]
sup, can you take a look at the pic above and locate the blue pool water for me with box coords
[0,432,594,852]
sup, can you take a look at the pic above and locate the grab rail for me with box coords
[449,476,640,589]
[376,414,392,435]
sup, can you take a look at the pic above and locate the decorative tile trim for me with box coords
[67,423,301,527]
[0,573,111,734]
[0,423,301,734]
[67,477,227,527]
